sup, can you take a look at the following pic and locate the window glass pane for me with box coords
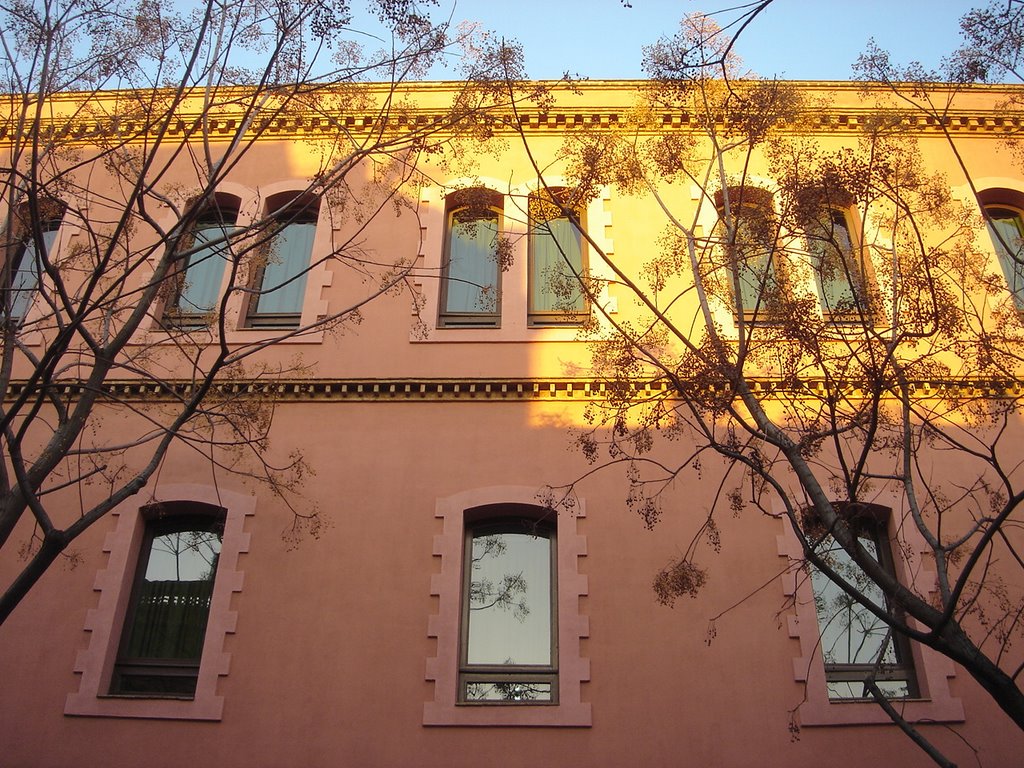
[444,215,499,315]
[729,207,777,310]
[464,681,553,702]
[826,679,911,700]
[251,221,315,317]
[812,536,895,668]
[10,225,59,319]
[121,528,221,664]
[466,531,551,666]
[175,222,233,315]
[531,217,584,314]
[987,206,1024,301]
[811,211,858,312]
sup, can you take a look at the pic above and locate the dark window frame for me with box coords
[110,502,226,699]
[243,193,319,329]
[439,188,504,329]
[527,189,589,327]
[458,516,558,705]
[163,197,240,328]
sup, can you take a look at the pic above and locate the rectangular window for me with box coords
[986,205,1024,307]
[808,209,865,316]
[529,192,587,326]
[165,206,238,326]
[460,519,557,704]
[111,510,224,698]
[7,218,60,322]
[245,197,318,328]
[440,189,502,328]
[810,520,918,701]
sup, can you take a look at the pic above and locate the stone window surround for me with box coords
[424,485,591,726]
[776,496,964,727]
[64,483,254,721]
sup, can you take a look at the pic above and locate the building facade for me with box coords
[1,81,1024,767]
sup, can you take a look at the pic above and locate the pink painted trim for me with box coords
[776,502,964,726]
[64,484,254,721]
[423,486,591,726]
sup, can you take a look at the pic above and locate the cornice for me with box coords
[6,377,1023,403]
[1,80,1020,146]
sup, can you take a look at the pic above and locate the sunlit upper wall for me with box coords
[3,81,1022,383]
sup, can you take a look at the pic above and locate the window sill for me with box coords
[412,324,588,344]
[138,326,325,346]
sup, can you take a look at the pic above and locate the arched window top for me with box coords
[266,190,319,222]
[141,499,227,522]
[446,187,503,219]
[978,187,1024,209]
[198,193,240,221]
[464,502,556,526]
[714,185,774,212]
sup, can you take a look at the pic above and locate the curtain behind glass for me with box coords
[988,208,1024,300]
[444,216,499,315]
[176,223,233,315]
[122,529,221,662]
[531,217,584,313]
[811,213,857,312]
[252,222,315,316]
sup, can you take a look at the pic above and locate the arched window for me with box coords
[807,503,917,700]
[164,195,240,326]
[111,501,226,697]
[439,188,503,327]
[245,192,319,328]
[460,516,557,703]
[528,188,587,326]
[5,199,64,323]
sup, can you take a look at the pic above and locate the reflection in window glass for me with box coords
[112,518,222,696]
[465,681,553,702]
[811,532,916,700]
[460,522,556,704]
[467,531,551,665]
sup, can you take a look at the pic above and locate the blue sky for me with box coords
[407,0,977,80]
